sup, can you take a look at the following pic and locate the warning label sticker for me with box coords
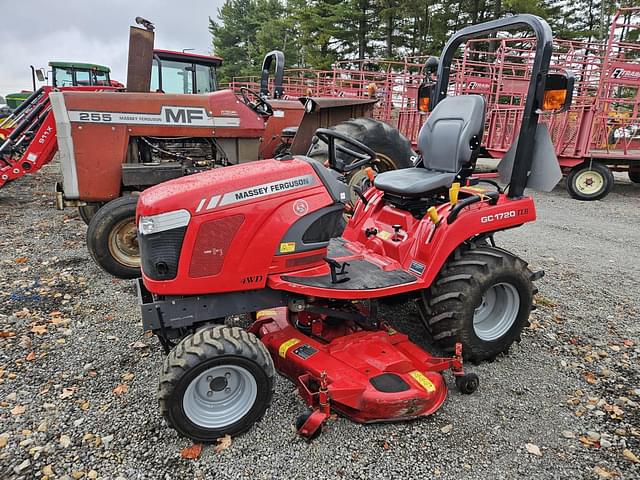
[278,338,301,358]
[409,370,436,392]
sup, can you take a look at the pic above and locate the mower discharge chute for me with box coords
[135,15,572,441]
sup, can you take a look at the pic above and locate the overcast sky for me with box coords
[0,0,225,94]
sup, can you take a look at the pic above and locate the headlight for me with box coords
[138,209,190,235]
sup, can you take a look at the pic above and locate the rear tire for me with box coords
[86,195,140,279]
[628,167,640,184]
[418,246,534,364]
[159,326,275,442]
[566,161,614,201]
[308,118,414,206]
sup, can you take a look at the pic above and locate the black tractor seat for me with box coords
[373,169,457,198]
[374,95,486,198]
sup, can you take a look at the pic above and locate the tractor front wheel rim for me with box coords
[473,282,520,341]
[183,365,257,429]
[574,170,604,195]
[108,218,139,267]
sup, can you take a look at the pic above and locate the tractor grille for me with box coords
[139,226,187,281]
[189,214,245,278]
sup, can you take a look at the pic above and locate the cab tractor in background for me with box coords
[50,20,414,280]
[0,45,224,177]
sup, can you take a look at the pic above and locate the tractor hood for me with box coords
[137,157,323,218]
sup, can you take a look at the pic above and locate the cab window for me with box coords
[54,68,74,87]
[195,64,216,93]
[151,60,193,94]
[93,70,110,86]
[75,70,91,86]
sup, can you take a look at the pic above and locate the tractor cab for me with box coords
[49,61,112,88]
[151,49,222,94]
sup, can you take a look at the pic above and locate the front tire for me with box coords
[418,246,534,363]
[566,161,614,201]
[159,326,275,442]
[86,195,140,279]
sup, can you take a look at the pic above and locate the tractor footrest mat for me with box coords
[282,259,416,290]
[327,237,353,258]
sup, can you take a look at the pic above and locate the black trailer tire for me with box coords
[159,326,275,442]
[86,195,140,279]
[308,118,414,206]
[566,161,614,201]
[78,203,103,225]
[628,167,640,184]
[418,246,534,364]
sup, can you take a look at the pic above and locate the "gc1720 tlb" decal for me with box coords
[480,208,528,223]
[68,106,241,127]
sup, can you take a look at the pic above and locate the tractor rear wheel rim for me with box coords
[473,282,520,341]
[575,170,604,195]
[108,218,139,268]
[183,365,257,429]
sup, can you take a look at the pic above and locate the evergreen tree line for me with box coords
[209,0,637,82]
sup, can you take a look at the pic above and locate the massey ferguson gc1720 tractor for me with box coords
[134,16,573,441]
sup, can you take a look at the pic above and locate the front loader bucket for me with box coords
[289,97,378,155]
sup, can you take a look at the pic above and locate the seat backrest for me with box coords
[417,95,486,173]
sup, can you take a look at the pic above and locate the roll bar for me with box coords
[433,14,554,199]
[260,50,285,99]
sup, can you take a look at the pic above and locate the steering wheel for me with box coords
[240,87,274,116]
[313,128,377,173]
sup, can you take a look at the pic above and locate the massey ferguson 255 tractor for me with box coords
[133,15,573,441]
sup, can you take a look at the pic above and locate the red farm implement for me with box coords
[397,8,640,200]
[0,85,119,187]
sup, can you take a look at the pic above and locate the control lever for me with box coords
[392,224,402,242]
[324,258,350,284]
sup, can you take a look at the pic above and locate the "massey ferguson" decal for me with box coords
[195,175,315,212]
[67,106,240,127]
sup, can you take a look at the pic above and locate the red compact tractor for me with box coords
[135,15,572,441]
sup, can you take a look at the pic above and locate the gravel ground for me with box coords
[0,162,639,480]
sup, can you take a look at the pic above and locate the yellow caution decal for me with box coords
[376,230,392,240]
[409,370,436,392]
[278,338,301,358]
[256,310,278,319]
[279,242,296,253]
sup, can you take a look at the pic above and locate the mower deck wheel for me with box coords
[419,245,534,363]
[455,373,479,394]
[628,167,640,184]
[295,411,322,441]
[159,326,275,442]
[86,195,140,279]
